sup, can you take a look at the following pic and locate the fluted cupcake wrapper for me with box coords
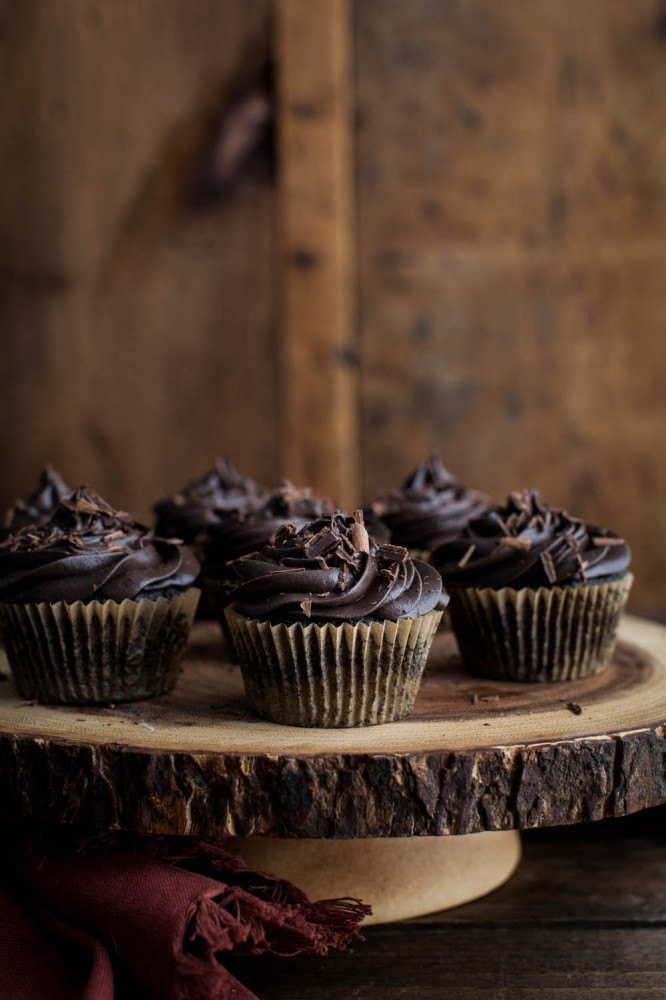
[0,589,200,704]
[225,606,442,728]
[448,574,633,682]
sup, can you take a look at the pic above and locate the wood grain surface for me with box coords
[355,0,666,614]
[0,0,277,521]
[276,0,359,509]
[2,0,666,616]
[226,819,666,998]
[0,615,665,837]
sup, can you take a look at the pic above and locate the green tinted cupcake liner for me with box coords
[225,605,442,727]
[0,588,200,704]
[448,574,633,682]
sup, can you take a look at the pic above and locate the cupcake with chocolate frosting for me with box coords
[153,457,266,554]
[1,465,70,540]
[0,487,200,703]
[433,490,632,681]
[204,482,334,567]
[225,511,446,727]
[201,482,335,620]
[369,454,489,561]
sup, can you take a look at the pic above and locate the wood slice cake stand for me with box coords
[1,615,665,925]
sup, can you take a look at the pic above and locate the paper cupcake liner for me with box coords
[0,589,200,704]
[225,606,442,727]
[448,573,633,682]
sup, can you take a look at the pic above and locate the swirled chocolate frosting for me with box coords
[370,454,489,551]
[1,466,70,539]
[0,487,199,603]
[433,490,631,589]
[154,458,266,546]
[229,511,447,622]
[203,482,335,574]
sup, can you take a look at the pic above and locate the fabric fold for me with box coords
[0,838,370,1000]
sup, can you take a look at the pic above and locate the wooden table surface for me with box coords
[228,809,666,999]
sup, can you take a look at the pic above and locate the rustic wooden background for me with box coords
[1,0,665,613]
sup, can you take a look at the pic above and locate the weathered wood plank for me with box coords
[0,0,277,521]
[275,0,359,509]
[355,0,666,614]
[0,619,665,837]
[416,830,666,925]
[229,925,666,999]
[228,821,666,997]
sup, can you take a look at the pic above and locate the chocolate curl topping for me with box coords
[403,452,458,494]
[153,457,267,545]
[370,454,489,552]
[2,465,71,536]
[433,488,630,589]
[0,486,199,603]
[201,483,335,570]
[229,512,446,622]
[351,510,370,554]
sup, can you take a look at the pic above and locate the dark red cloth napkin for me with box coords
[0,838,370,1000]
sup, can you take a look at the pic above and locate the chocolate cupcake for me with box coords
[201,482,334,617]
[153,457,266,555]
[433,490,632,682]
[225,511,446,727]
[204,482,333,566]
[1,465,70,540]
[0,487,200,704]
[369,454,489,561]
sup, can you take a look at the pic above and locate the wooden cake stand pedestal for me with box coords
[0,615,665,925]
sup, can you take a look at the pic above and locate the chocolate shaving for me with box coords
[457,544,476,568]
[103,530,126,543]
[540,550,558,584]
[351,511,370,554]
[562,530,581,551]
[566,702,583,716]
[498,537,532,552]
